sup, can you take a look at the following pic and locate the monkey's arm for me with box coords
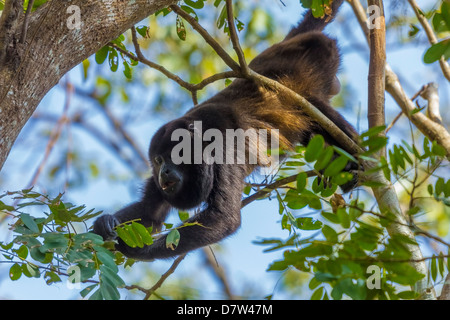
[115,165,246,260]
[93,177,171,241]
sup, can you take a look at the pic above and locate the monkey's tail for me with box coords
[285,0,344,39]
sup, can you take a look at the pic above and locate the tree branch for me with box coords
[354,0,437,300]
[0,0,179,172]
[407,0,450,82]
[143,253,186,299]
[347,0,450,160]
[20,0,35,44]
[420,82,442,125]
[367,0,386,158]
[113,28,239,105]
[225,0,248,75]
[169,4,240,72]
[241,171,316,208]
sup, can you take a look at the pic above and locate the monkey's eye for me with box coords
[154,155,164,165]
[188,123,196,131]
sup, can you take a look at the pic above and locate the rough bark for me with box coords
[0,0,177,171]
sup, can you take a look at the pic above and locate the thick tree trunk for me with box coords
[0,0,176,171]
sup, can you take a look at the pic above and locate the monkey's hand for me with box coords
[93,215,120,241]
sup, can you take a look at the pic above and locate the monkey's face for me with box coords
[149,119,214,210]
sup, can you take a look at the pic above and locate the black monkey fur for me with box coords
[93,0,358,260]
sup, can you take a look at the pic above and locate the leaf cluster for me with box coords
[253,129,449,299]
[0,189,130,300]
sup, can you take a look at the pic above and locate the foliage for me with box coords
[252,128,449,300]
[423,1,450,63]
[0,188,203,299]
[0,189,128,299]
[1,0,449,300]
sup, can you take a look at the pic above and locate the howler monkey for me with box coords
[93,0,359,260]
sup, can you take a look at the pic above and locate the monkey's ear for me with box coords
[329,76,341,97]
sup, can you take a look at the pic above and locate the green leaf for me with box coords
[296,217,322,230]
[321,211,340,224]
[297,243,332,258]
[184,0,204,9]
[100,265,125,288]
[178,211,190,222]
[166,229,180,250]
[296,172,308,192]
[435,177,445,196]
[108,48,119,72]
[408,24,420,37]
[430,255,437,282]
[305,135,324,162]
[80,284,98,298]
[14,245,29,260]
[314,146,334,171]
[97,251,118,272]
[311,287,324,300]
[431,141,446,157]
[135,26,149,38]
[22,263,40,278]
[89,288,104,300]
[424,39,450,64]
[123,61,132,79]
[361,125,387,139]
[333,278,366,300]
[20,213,40,233]
[397,290,419,300]
[95,46,109,64]
[322,225,338,243]
[116,225,136,248]
[82,59,90,80]
[323,156,348,177]
[44,271,62,285]
[9,263,22,281]
[131,222,153,246]
[39,232,69,253]
[0,200,15,211]
[336,208,350,229]
[176,15,187,41]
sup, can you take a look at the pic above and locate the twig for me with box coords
[407,0,450,82]
[143,254,186,299]
[116,28,240,105]
[32,112,145,174]
[225,0,248,75]
[242,171,316,208]
[385,84,428,133]
[169,4,240,72]
[125,254,187,299]
[20,0,35,44]
[202,247,235,299]
[26,79,73,189]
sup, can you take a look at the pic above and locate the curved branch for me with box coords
[347,0,450,160]
[407,0,450,82]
